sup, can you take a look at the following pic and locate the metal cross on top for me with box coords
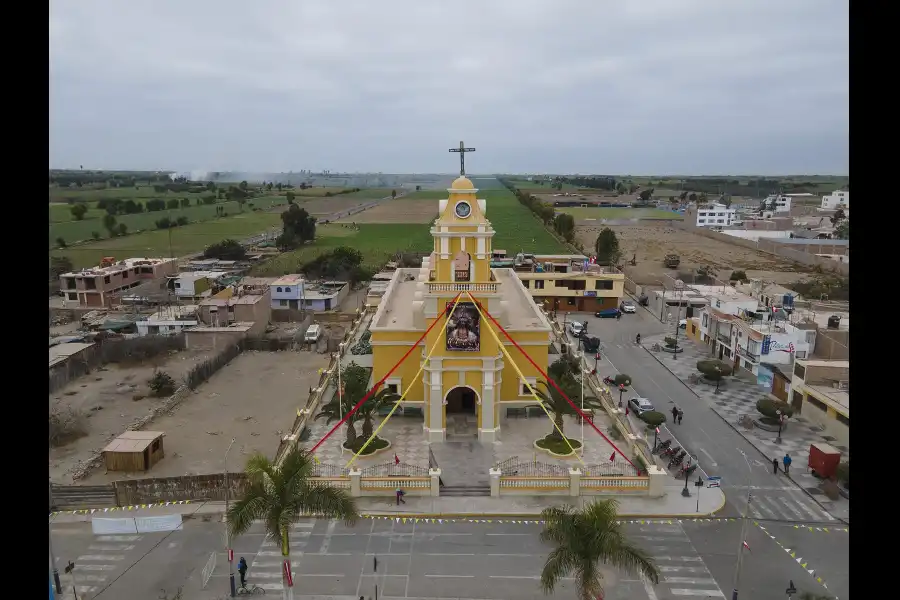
[448,141,476,176]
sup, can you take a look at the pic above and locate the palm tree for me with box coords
[540,500,660,600]
[531,375,599,440]
[227,447,359,600]
[315,392,359,444]
[357,388,400,440]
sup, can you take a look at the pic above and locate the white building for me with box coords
[271,274,306,310]
[695,203,737,228]
[761,194,793,213]
[136,305,199,336]
[820,190,849,211]
[172,271,226,301]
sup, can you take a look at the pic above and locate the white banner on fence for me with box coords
[92,518,138,535]
[135,514,183,533]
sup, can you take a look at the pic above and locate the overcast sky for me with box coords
[50,1,848,175]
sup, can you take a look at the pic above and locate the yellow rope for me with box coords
[344,295,466,469]
[465,292,587,469]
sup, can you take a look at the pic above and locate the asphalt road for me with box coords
[51,517,844,600]
[561,308,839,524]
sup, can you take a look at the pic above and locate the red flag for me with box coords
[609,452,616,462]
[742,541,751,552]
[394,454,400,465]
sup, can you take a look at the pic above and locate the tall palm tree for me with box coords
[314,392,359,444]
[357,388,401,440]
[540,500,660,600]
[531,376,597,439]
[227,447,359,600]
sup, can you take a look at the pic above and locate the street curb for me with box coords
[642,344,850,526]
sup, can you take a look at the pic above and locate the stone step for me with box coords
[440,486,491,497]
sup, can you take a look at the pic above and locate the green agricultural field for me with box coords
[49,185,172,202]
[556,207,683,220]
[50,196,288,247]
[51,212,285,269]
[252,224,433,276]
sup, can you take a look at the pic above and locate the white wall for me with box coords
[723,230,792,242]
[821,190,849,210]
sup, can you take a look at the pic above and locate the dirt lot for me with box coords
[294,197,375,216]
[49,348,213,484]
[80,351,331,483]
[336,198,437,223]
[575,222,811,286]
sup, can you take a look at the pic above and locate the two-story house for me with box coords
[59,257,178,308]
[513,254,624,312]
[790,359,849,449]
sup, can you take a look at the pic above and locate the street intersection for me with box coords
[51,516,846,600]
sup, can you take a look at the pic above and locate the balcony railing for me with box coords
[428,282,499,293]
[738,346,760,362]
[717,333,731,344]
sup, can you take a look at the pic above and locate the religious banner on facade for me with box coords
[454,251,471,282]
[446,302,481,352]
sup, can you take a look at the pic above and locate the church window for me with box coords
[519,377,537,396]
[385,378,401,395]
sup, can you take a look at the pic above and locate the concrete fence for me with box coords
[489,468,658,498]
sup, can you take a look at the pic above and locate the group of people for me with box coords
[670,405,684,425]
[774,453,793,475]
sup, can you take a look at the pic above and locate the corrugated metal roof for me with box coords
[102,431,164,454]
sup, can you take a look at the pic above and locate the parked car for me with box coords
[628,397,655,416]
[595,308,621,318]
[620,301,636,314]
[679,319,687,329]
[568,321,585,337]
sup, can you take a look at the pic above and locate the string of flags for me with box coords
[49,500,192,517]
[754,521,839,599]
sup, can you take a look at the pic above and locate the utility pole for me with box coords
[48,481,62,593]
[672,280,684,359]
[225,437,236,597]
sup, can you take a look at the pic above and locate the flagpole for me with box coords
[580,355,584,456]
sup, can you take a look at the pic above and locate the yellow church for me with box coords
[369,171,552,443]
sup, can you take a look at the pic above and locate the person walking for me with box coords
[677,409,683,425]
[783,453,792,475]
[237,556,248,589]
[671,406,679,422]
[395,487,406,505]
[772,457,779,474]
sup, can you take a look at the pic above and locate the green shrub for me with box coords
[696,359,733,379]
[613,374,632,387]
[148,371,177,398]
[638,410,666,427]
[730,270,747,282]
[634,454,647,474]
[756,398,794,419]
[535,434,582,455]
[664,336,677,348]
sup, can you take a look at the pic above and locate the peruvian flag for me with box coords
[283,559,294,586]
[394,453,400,465]
[742,541,751,552]
[608,452,616,463]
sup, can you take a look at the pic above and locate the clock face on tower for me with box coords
[455,201,472,218]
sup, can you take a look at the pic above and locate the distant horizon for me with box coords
[48,169,850,178]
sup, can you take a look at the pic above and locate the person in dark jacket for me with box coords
[238,556,248,588]
[772,458,779,474]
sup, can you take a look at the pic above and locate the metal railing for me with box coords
[493,456,568,477]
[311,463,349,477]
[360,462,430,477]
[428,447,439,470]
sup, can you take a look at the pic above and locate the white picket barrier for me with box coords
[201,551,217,589]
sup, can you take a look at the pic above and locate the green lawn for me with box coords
[50,196,287,247]
[556,207,683,220]
[252,224,433,275]
[51,212,285,269]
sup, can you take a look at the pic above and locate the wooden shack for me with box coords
[102,431,165,472]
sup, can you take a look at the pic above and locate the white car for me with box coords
[621,301,636,314]
[679,319,687,329]
[568,322,585,337]
[628,397,655,416]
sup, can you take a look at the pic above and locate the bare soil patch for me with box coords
[337,198,437,224]
[80,351,331,483]
[575,222,811,286]
[295,198,374,216]
[49,348,213,484]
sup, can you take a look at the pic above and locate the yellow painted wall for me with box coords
[519,273,625,298]
[370,335,427,403]
[499,341,548,401]
[434,231,491,282]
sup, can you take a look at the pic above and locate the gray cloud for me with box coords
[50,0,848,174]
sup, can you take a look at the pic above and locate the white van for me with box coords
[304,324,322,343]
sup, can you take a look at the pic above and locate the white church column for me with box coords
[478,362,498,443]
[425,364,445,442]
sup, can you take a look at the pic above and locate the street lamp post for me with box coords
[48,481,62,593]
[224,437,236,597]
[731,450,754,600]
[652,427,659,452]
[672,280,684,360]
[618,384,625,409]
[714,365,722,395]
[695,476,704,512]
[594,352,600,373]
[681,457,693,497]
[775,410,785,444]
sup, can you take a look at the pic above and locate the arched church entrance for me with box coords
[445,386,478,439]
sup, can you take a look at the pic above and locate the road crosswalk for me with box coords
[244,520,316,591]
[728,486,837,522]
[627,522,726,598]
[58,533,144,600]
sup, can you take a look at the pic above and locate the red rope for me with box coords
[474,299,640,473]
[308,292,461,455]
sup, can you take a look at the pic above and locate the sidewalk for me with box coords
[642,332,850,522]
[50,484,725,524]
